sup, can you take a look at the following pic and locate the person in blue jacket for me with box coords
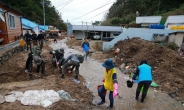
[132,60,152,103]
[82,38,90,60]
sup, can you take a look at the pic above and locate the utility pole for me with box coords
[86,22,88,39]
[43,0,45,32]
[158,0,160,15]
[82,21,84,40]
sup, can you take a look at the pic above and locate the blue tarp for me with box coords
[39,25,49,31]
[21,18,38,29]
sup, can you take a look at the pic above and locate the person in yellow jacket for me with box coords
[19,35,25,52]
[98,59,118,109]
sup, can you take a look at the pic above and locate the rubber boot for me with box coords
[135,91,140,100]
[41,69,47,75]
[107,103,113,109]
[28,74,32,79]
[75,75,78,79]
[141,93,147,103]
[61,74,64,79]
[97,101,105,105]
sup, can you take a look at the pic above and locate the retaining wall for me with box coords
[0,40,20,66]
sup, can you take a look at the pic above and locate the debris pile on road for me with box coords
[106,37,184,101]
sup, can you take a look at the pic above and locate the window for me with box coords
[8,14,15,29]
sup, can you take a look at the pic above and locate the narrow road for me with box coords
[50,39,184,110]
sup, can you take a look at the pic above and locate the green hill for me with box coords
[101,0,184,26]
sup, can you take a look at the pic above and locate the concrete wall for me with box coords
[102,28,175,50]
[168,33,184,48]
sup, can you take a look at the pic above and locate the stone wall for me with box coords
[0,40,20,66]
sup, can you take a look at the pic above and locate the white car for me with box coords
[93,35,100,39]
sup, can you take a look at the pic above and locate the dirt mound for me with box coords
[66,39,82,46]
[106,37,184,101]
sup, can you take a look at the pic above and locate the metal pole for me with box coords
[158,0,160,15]
[86,22,88,39]
[43,0,45,32]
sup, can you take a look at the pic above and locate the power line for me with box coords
[86,9,108,20]
[71,0,114,20]
[53,0,61,7]
[57,0,73,10]
[54,0,67,8]
[69,0,88,7]
[55,0,71,8]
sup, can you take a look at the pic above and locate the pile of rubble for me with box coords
[106,37,184,101]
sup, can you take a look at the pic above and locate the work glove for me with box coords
[113,83,118,98]
[102,79,105,82]
[56,62,59,66]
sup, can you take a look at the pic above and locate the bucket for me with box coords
[97,85,106,95]
[127,80,133,88]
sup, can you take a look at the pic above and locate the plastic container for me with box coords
[126,80,133,88]
[97,85,106,95]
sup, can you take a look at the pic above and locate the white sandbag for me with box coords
[57,90,76,102]
[41,99,52,108]
[5,94,16,102]
[0,94,5,104]
[10,91,23,101]
[21,90,41,106]
[21,90,60,108]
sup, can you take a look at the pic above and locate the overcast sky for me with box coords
[50,0,116,25]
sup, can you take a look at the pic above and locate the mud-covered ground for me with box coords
[66,38,184,110]
[0,38,99,110]
[0,37,184,110]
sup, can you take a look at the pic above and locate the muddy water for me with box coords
[50,39,184,110]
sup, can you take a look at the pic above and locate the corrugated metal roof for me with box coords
[136,16,162,24]
[72,25,122,32]
[21,18,38,29]
[165,15,184,26]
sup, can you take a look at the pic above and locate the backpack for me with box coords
[32,46,41,56]
[75,54,84,63]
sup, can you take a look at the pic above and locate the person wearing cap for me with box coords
[24,30,32,51]
[37,30,45,49]
[25,45,47,78]
[49,48,65,68]
[61,54,80,79]
[82,38,90,60]
[132,60,152,103]
[98,59,118,109]
[31,31,38,46]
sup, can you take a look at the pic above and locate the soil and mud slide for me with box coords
[0,38,99,110]
[105,37,184,101]
[66,38,184,110]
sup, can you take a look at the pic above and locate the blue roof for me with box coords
[39,25,49,31]
[21,18,38,29]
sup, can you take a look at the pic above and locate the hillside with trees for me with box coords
[101,0,184,26]
[0,0,66,30]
